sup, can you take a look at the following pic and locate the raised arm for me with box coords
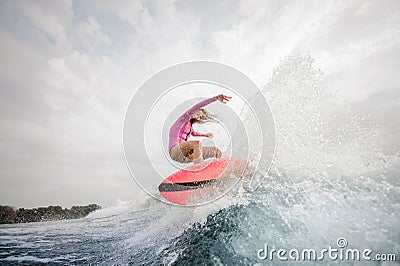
[179,97,216,121]
[176,94,231,122]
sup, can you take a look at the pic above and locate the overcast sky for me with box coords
[0,0,399,207]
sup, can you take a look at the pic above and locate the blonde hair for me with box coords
[191,108,215,124]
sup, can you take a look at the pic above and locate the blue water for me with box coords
[1,167,399,265]
[1,54,399,265]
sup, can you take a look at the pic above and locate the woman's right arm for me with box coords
[179,97,216,121]
[178,95,231,121]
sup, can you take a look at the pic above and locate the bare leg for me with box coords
[202,146,222,160]
[170,142,223,164]
[178,140,203,164]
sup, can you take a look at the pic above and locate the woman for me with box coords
[169,94,231,164]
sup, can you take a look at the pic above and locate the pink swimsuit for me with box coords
[168,97,216,152]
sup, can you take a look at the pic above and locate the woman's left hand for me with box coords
[206,133,214,138]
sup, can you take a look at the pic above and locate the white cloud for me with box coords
[86,0,145,28]
[73,17,111,51]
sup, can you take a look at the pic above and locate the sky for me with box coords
[0,0,399,208]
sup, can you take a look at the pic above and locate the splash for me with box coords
[226,53,399,259]
[263,53,391,179]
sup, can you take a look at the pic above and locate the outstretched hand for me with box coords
[214,94,232,104]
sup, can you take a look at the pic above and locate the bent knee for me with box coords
[191,140,202,150]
